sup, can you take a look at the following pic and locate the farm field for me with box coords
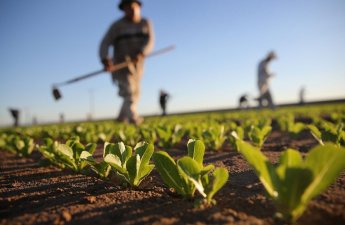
[1,103,345,225]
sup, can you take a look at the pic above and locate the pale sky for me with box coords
[1,0,345,126]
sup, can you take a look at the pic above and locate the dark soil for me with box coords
[1,130,345,225]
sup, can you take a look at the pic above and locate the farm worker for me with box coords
[159,89,170,116]
[238,94,249,109]
[257,51,277,109]
[99,0,154,125]
[299,86,306,105]
[9,108,20,127]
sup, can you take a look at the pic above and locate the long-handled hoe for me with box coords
[52,45,175,100]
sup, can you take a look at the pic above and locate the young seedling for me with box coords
[156,124,185,148]
[104,141,155,187]
[38,137,96,172]
[140,126,157,144]
[79,142,115,179]
[308,123,345,147]
[234,138,345,222]
[117,125,141,146]
[229,129,244,151]
[202,125,227,151]
[3,134,34,157]
[277,114,305,138]
[153,139,228,205]
[247,124,272,147]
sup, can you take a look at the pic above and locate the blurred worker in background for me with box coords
[238,94,249,109]
[299,86,306,105]
[9,108,20,127]
[257,51,277,109]
[99,0,154,125]
[159,89,170,116]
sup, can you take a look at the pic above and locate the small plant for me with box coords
[153,139,228,204]
[156,124,185,148]
[277,114,305,138]
[234,137,345,222]
[117,125,141,146]
[79,142,114,179]
[104,141,155,187]
[229,129,244,151]
[140,127,157,144]
[247,124,272,147]
[308,123,345,147]
[2,134,34,157]
[38,137,96,172]
[202,125,227,151]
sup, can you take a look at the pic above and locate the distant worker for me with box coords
[60,113,65,124]
[99,0,154,125]
[159,90,170,116]
[299,86,306,105]
[238,94,249,109]
[257,51,277,109]
[9,108,20,127]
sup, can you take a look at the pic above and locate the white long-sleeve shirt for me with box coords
[99,17,154,81]
[257,59,273,94]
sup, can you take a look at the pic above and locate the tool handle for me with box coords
[62,61,129,85]
[54,45,175,87]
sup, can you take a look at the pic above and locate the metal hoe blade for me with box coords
[52,87,62,100]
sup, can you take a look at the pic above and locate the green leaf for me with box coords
[236,139,278,198]
[80,151,96,166]
[127,155,139,185]
[205,167,229,203]
[56,144,77,170]
[152,151,186,196]
[135,142,154,167]
[187,139,205,166]
[307,125,323,145]
[177,157,202,197]
[177,157,202,179]
[103,142,114,157]
[138,164,155,181]
[86,143,97,155]
[200,164,215,176]
[95,161,111,178]
[277,149,304,169]
[302,144,345,203]
[57,144,74,160]
[104,153,127,174]
[274,167,313,221]
[135,142,154,182]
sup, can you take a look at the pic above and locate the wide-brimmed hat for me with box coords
[118,0,142,10]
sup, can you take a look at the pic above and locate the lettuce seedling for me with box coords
[38,137,96,172]
[156,124,185,148]
[277,114,305,138]
[235,138,345,222]
[38,138,68,168]
[229,129,244,151]
[140,127,157,144]
[308,123,345,147]
[202,125,227,151]
[65,137,97,171]
[247,124,272,147]
[153,139,228,204]
[3,134,34,157]
[117,125,141,146]
[79,142,113,179]
[104,141,155,187]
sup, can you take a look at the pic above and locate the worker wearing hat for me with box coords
[257,51,277,109]
[100,0,154,125]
